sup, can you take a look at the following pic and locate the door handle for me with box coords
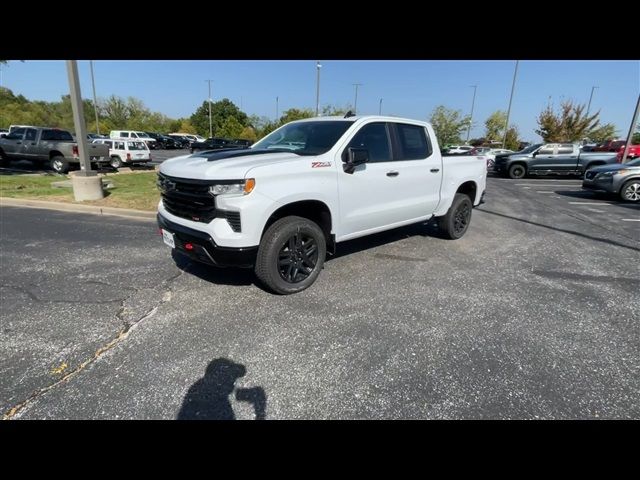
[430,168,440,173]
[386,171,399,177]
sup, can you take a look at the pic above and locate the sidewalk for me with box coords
[0,197,156,220]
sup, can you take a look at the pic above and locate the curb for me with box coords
[0,197,156,221]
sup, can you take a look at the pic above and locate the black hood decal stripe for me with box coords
[196,148,296,162]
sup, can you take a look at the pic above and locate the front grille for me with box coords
[158,173,217,223]
[224,211,241,232]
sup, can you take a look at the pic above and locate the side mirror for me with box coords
[532,151,538,157]
[344,147,369,173]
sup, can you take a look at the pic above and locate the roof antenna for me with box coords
[344,110,355,118]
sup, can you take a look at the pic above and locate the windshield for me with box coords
[252,120,353,155]
[519,143,543,154]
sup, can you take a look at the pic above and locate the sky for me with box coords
[1,60,638,142]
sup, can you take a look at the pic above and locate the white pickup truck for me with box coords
[157,115,487,294]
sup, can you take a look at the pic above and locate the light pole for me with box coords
[502,60,519,149]
[353,83,363,114]
[586,86,599,117]
[315,61,322,116]
[89,60,100,135]
[379,98,383,115]
[276,96,279,120]
[466,85,477,143]
[206,80,213,138]
[621,93,640,164]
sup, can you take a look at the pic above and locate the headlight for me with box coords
[209,178,255,196]
[596,171,615,178]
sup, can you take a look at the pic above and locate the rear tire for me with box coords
[437,193,473,240]
[255,216,326,295]
[0,149,9,167]
[50,156,69,174]
[508,163,526,179]
[620,179,640,203]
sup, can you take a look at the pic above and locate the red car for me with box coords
[615,144,640,162]
[593,139,627,152]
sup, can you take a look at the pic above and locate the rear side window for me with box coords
[104,141,113,148]
[41,130,74,141]
[25,129,37,141]
[120,132,129,138]
[557,144,574,154]
[114,141,125,150]
[129,142,147,150]
[394,123,431,160]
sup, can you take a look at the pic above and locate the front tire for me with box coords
[50,156,69,174]
[437,193,473,240]
[508,163,526,179]
[620,179,640,203]
[255,216,326,295]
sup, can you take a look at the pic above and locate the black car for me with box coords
[190,137,249,153]
[159,135,181,149]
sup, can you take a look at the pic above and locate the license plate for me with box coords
[162,229,175,249]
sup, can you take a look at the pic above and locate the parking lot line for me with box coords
[568,202,612,206]
[621,218,640,222]
[536,191,555,193]
[585,208,605,213]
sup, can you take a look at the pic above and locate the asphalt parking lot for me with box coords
[1,172,638,419]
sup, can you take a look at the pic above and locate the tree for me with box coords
[588,123,617,143]
[190,98,248,137]
[238,126,257,142]
[216,116,245,138]
[321,104,350,116]
[633,123,640,144]
[535,100,600,142]
[504,126,520,151]
[428,105,471,147]
[278,108,315,124]
[484,110,507,142]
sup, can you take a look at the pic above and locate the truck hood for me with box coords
[159,149,304,180]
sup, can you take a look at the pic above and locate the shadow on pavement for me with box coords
[177,358,266,420]
[171,250,255,287]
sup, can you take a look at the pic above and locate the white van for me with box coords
[93,138,151,168]
[109,130,157,149]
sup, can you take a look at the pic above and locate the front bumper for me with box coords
[582,176,615,193]
[157,213,257,268]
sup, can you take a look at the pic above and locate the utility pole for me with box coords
[502,60,519,149]
[621,93,640,164]
[586,86,599,117]
[276,96,279,120]
[353,83,363,114]
[66,60,103,201]
[315,61,322,116]
[379,98,383,115]
[466,85,477,143]
[206,80,213,138]
[89,60,100,135]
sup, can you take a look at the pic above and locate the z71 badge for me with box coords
[311,162,332,168]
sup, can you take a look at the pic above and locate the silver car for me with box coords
[582,158,640,202]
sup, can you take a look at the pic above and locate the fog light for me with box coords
[184,242,194,251]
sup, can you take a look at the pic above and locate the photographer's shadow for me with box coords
[177,358,266,420]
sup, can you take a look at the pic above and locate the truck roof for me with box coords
[292,115,429,126]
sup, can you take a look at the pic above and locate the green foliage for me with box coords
[190,98,248,137]
[484,110,507,142]
[238,126,257,142]
[429,105,471,147]
[0,88,178,134]
[536,100,600,142]
[632,123,640,144]
[504,126,520,151]
[216,116,245,138]
[588,123,617,143]
[321,104,351,116]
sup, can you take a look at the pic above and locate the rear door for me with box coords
[21,128,39,159]
[553,143,579,172]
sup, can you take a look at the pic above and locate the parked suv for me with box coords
[93,138,151,168]
[109,130,158,149]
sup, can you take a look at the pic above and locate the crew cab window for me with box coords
[557,144,574,154]
[6,128,26,139]
[394,123,431,160]
[346,122,392,163]
[24,129,37,141]
[538,144,556,155]
[41,130,74,141]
